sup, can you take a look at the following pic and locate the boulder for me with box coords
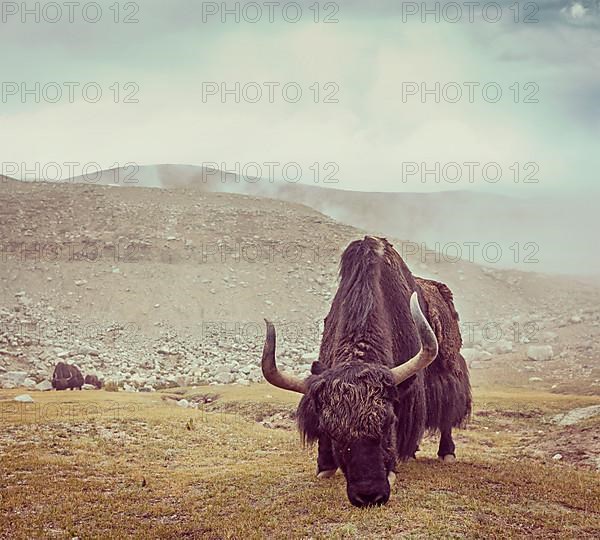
[176,399,190,408]
[214,372,234,384]
[489,340,513,355]
[82,383,97,390]
[174,375,188,387]
[35,380,53,391]
[250,371,264,383]
[552,405,600,426]
[527,345,553,362]
[215,364,233,375]
[129,374,147,386]
[461,348,492,364]
[0,371,28,389]
[23,378,37,389]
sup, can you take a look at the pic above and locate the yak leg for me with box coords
[437,427,456,463]
[316,436,337,478]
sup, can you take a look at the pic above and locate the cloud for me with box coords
[0,2,599,194]
[563,2,588,19]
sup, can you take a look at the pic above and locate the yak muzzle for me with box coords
[347,480,390,508]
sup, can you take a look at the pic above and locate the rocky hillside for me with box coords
[1,178,599,394]
[66,164,600,275]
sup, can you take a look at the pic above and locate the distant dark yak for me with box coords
[262,236,471,507]
[52,362,84,391]
[84,374,103,389]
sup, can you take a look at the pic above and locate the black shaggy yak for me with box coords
[261,236,471,507]
[52,362,84,391]
[84,374,103,389]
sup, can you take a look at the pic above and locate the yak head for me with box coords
[52,377,72,390]
[261,292,438,508]
[298,361,399,506]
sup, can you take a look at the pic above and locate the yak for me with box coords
[84,374,103,389]
[52,361,84,391]
[261,236,471,507]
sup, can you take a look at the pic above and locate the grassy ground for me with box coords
[1,386,599,539]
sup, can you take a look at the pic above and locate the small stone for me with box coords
[214,372,234,384]
[552,453,563,461]
[469,361,488,369]
[462,348,492,363]
[541,331,558,342]
[489,340,513,355]
[77,346,100,356]
[527,345,553,362]
[177,399,190,408]
[301,352,318,362]
[14,394,34,403]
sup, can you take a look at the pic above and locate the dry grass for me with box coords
[0,386,599,539]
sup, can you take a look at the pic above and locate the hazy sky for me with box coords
[1,0,599,194]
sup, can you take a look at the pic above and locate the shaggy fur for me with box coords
[52,362,84,391]
[298,236,471,467]
[84,374,103,389]
[416,277,472,432]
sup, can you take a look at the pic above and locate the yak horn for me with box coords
[391,292,438,385]
[261,319,306,394]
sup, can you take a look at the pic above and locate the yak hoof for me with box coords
[439,454,456,464]
[317,469,337,479]
[387,471,396,487]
